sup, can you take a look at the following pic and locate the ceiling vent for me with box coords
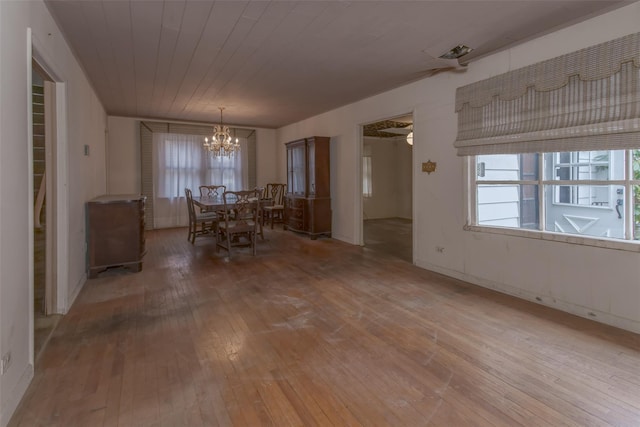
[439,44,474,60]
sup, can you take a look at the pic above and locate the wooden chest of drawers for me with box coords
[87,194,146,278]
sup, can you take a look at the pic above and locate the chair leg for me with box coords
[215,229,222,253]
[225,232,233,259]
[251,231,256,255]
[195,223,203,244]
[270,209,282,229]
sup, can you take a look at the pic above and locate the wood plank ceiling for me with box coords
[44,1,630,129]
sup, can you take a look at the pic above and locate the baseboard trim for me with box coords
[0,363,34,427]
[66,274,86,313]
[416,260,640,335]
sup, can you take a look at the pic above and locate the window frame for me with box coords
[465,150,640,251]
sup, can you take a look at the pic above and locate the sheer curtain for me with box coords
[152,132,247,228]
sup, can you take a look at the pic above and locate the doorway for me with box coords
[32,60,61,360]
[361,114,413,262]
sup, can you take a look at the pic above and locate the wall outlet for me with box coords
[1,352,11,375]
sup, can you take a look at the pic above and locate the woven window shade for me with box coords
[454,32,640,156]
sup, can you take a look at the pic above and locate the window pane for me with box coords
[553,184,610,206]
[545,185,625,239]
[477,184,539,229]
[544,150,624,181]
[476,153,538,181]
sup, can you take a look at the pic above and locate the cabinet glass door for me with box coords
[308,140,316,196]
[288,143,306,195]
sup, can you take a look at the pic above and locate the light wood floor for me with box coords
[9,226,640,426]
[363,218,412,263]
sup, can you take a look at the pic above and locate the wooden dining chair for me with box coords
[263,183,286,229]
[216,189,261,258]
[255,186,266,240]
[199,184,226,198]
[185,188,219,244]
[198,185,226,213]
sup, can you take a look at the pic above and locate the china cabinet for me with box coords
[285,136,331,239]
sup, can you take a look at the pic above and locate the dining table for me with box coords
[193,195,273,211]
[193,194,273,241]
[192,195,226,211]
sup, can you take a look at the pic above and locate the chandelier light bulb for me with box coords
[203,107,240,157]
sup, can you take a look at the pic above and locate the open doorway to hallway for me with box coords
[32,61,61,361]
[361,114,413,262]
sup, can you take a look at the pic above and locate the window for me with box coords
[362,156,372,197]
[152,132,247,228]
[154,133,245,198]
[472,150,640,241]
[455,32,640,246]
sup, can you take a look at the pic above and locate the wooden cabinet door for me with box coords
[307,137,330,198]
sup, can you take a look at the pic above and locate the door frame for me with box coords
[357,111,415,260]
[31,31,70,321]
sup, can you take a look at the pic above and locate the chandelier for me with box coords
[204,107,240,157]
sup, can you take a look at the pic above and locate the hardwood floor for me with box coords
[9,227,640,426]
[363,218,412,263]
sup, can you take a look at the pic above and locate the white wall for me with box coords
[255,128,278,185]
[107,116,140,194]
[0,1,107,425]
[276,3,640,334]
[363,137,412,219]
[106,116,278,196]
